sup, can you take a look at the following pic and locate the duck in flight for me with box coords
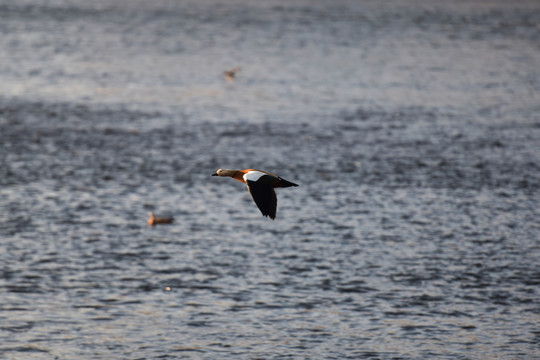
[223,67,240,83]
[212,169,298,219]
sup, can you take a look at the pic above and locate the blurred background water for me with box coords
[0,0,539,358]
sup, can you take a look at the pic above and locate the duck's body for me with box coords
[212,168,298,219]
[148,212,174,226]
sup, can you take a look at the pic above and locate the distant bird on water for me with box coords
[223,67,240,83]
[148,212,174,226]
[212,169,298,220]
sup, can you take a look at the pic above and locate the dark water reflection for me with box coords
[1,0,539,359]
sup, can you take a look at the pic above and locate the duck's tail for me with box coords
[276,178,298,188]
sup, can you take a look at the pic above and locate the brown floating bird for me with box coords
[148,212,174,226]
[223,67,240,83]
[212,168,298,220]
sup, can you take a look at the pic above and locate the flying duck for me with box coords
[223,67,240,83]
[212,169,298,219]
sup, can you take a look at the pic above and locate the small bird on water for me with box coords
[212,169,298,220]
[223,67,240,83]
[148,212,174,226]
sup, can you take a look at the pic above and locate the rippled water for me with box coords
[1,0,539,359]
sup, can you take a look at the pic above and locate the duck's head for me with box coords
[212,169,236,177]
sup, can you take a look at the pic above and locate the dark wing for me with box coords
[246,179,277,220]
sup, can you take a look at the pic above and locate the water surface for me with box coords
[0,0,539,358]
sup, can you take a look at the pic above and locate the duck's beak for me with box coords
[211,173,218,176]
